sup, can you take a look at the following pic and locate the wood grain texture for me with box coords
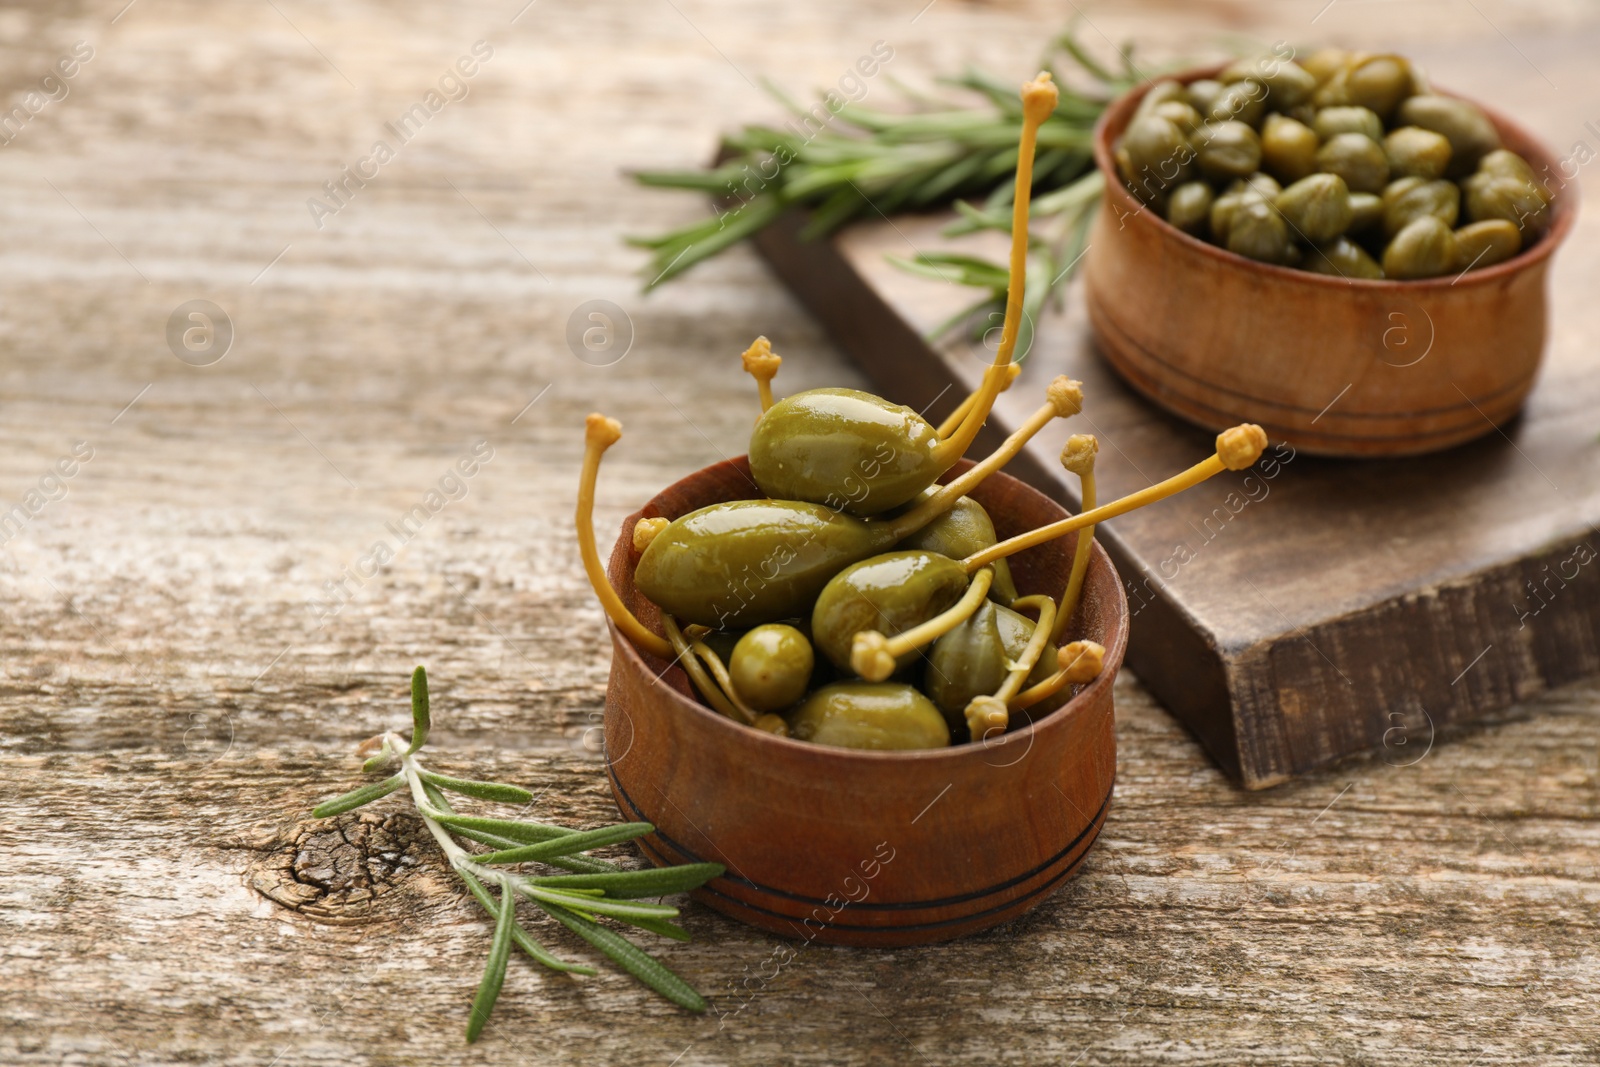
[1,0,1597,1063]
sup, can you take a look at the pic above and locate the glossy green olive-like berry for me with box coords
[1383,215,1459,279]
[1304,236,1384,280]
[1348,191,1384,232]
[1395,95,1500,174]
[1226,194,1292,264]
[1313,105,1383,143]
[1383,126,1452,180]
[1165,180,1215,236]
[1315,132,1391,194]
[810,550,968,674]
[1227,172,1282,199]
[729,624,814,712]
[636,499,888,629]
[1453,219,1522,271]
[1260,113,1319,182]
[1275,173,1353,243]
[1382,178,1460,238]
[895,495,1019,604]
[922,601,1054,727]
[1463,172,1551,234]
[748,388,943,516]
[1193,121,1262,181]
[1117,115,1194,203]
[787,682,950,750]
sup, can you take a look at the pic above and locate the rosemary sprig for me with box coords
[628,24,1142,322]
[312,666,723,1042]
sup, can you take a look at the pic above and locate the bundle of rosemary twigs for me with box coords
[629,27,1146,342]
[312,667,722,1042]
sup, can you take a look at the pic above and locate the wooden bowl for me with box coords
[1085,65,1578,457]
[602,458,1128,946]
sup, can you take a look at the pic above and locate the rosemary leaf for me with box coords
[614,915,693,943]
[430,812,575,845]
[458,869,595,976]
[475,823,653,865]
[538,903,708,1012]
[522,886,680,923]
[406,665,430,754]
[464,881,516,1043]
[529,863,725,900]
[420,771,534,805]
[311,774,404,818]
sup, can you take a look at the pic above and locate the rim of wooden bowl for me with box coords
[1092,61,1579,291]
[605,458,1131,766]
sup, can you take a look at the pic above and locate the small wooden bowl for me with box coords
[1085,65,1578,457]
[603,458,1128,946]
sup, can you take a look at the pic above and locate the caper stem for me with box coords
[1011,639,1107,711]
[1050,436,1098,646]
[687,637,759,725]
[850,566,995,682]
[931,73,1059,468]
[935,364,1021,439]
[964,594,1056,740]
[740,336,782,413]
[959,424,1267,574]
[887,393,1063,543]
[578,414,674,659]
[660,613,746,723]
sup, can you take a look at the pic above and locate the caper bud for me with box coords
[1134,80,1188,119]
[1382,179,1459,238]
[729,624,814,713]
[1152,100,1204,137]
[1208,190,1249,246]
[1260,113,1320,182]
[1453,219,1522,271]
[1300,47,1352,84]
[811,550,968,673]
[1382,215,1460,279]
[1227,172,1282,199]
[1165,181,1214,236]
[1185,79,1225,116]
[1221,56,1316,109]
[1208,80,1268,127]
[1381,176,1426,209]
[1395,95,1501,174]
[1312,66,1353,109]
[1193,120,1262,180]
[1384,126,1453,180]
[1477,148,1538,184]
[1463,172,1551,234]
[1226,195,1292,265]
[1117,115,1194,202]
[1313,105,1384,142]
[1304,236,1384,280]
[1276,173,1353,243]
[1344,54,1413,118]
[787,682,950,751]
[1315,132,1390,193]
[1348,192,1383,232]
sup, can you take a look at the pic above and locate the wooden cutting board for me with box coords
[747,207,1600,788]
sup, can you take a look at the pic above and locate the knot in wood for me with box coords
[251,811,427,924]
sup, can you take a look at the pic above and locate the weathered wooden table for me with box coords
[2,1,1596,1063]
